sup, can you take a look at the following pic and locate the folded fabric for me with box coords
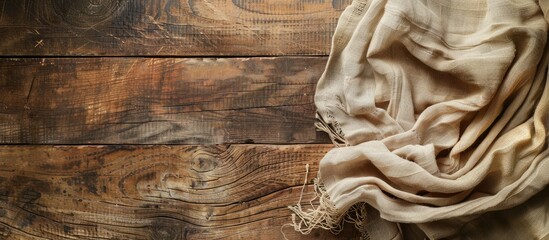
[290,0,549,239]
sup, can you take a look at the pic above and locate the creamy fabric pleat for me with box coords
[292,0,549,239]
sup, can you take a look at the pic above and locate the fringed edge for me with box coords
[315,112,349,147]
[286,165,370,239]
[345,202,370,240]
[287,178,347,235]
[286,115,370,239]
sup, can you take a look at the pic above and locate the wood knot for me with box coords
[191,153,219,173]
[32,0,127,28]
[150,221,179,240]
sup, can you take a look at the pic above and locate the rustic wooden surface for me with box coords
[0,57,329,145]
[0,0,351,56]
[0,0,359,239]
[0,145,360,240]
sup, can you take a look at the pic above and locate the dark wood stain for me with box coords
[80,171,99,195]
[11,176,51,193]
[18,213,36,228]
[18,189,41,205]
[62,225,73,234]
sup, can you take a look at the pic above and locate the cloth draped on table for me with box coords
[289,0,549,239]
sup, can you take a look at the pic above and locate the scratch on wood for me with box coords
[122,59,139,80]
[75,41,91,51]
[34,40,44,48]
[25,75,36,108]
[287,39,323,54]
[156,46,165,55]
[108,33,125,44]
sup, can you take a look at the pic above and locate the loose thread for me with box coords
[297,164,310,205]
[281,163,310,240]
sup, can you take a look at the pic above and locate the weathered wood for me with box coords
[0,57,330,144]
[0,0,352,56]
[0,144,359,239]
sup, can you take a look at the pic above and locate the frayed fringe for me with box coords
[288,178,346,235]
[315,112,349,147]
[286,164,370,239]
[345,202,370,240]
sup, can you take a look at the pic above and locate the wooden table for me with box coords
[0,1,361,239]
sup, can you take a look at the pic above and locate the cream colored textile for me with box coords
[296,0,549,238]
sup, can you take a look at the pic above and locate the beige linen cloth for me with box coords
[289,0,549,239]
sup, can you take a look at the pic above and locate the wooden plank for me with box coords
[0,144,359,239]
[0,57,330,144]
[0,0,352,56]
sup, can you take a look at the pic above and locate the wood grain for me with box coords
[0,144,360,239]
[0,0,352,56]
[0,57,330,145]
